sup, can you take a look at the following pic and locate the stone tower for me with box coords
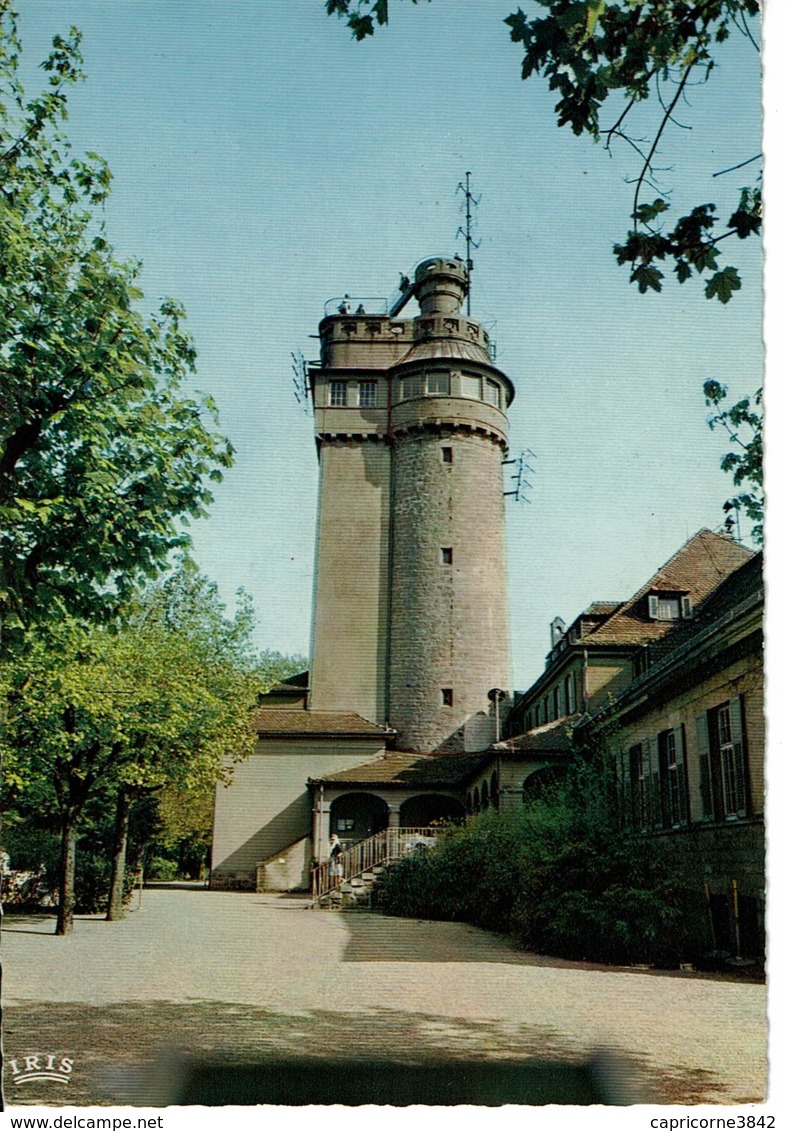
[308,256,514,753]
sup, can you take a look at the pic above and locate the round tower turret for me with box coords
[386,257,514,754]
[413,257,469,316]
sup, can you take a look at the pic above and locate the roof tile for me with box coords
[253,709,391,737]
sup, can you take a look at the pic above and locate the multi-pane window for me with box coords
[629,744,647,831]
[427,371,450,395]
[658,728,688,827]
[329,380,347,407]
[647,593,693,621]
[717,705,745,815]
[552,685,560,720]
[359,381,377,407]
[698,699,748,821]
[624,732,688,831]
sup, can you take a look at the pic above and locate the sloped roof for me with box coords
[583,529,753,646]
[587,552,763,727]
[310,750,488,787]
[501,715,581,757]
[253,709,392,738]
[392,338,490,367]
[644,550,763,671]
[268,671,309,692]
[584,601,623,617]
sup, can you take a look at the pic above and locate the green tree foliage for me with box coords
[378,752,690,966]
[0,6,233,651]
[703,379,762,543]
[1,563,268,933]
[326,0,761,301]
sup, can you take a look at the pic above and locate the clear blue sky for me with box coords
[20,2,764,691]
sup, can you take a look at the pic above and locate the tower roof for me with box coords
[393,337,490,367]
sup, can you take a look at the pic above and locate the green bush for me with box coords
[147,856,179,881]
[378,754,691,967]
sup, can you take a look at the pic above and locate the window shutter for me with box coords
[695,711,713,819]
[648,595,659,619]
[641,737,653,829]
[728,696,748,816]
[681,595,694,620]
[673,725,688,824]
[621,749,632,830]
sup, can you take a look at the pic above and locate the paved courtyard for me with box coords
[2,886,767,1107]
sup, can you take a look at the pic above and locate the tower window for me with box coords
[441,688,453,707]
[441,547,453,565]
[359,381,377,407]
[427,371,450,395]
[461,374,482,400]
[441,447,453,464]
[400,374,424,400]
[329,380,347,407]
[485,380,501,408]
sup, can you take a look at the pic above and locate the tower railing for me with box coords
[312,826,438,903]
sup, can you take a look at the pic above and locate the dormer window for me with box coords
[647,593,693,621]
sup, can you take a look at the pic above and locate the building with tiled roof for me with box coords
[489,538,764,959]
[252,709,393,739]
[507,529,753,737]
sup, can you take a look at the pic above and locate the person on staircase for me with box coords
[328,833,344,886]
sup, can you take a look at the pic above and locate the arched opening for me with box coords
[472,787,480,812]
[481,780,489,810]
[521,765,567,800]
[465,791,473,814]
[399,794,465,828]
[330,792,389,844]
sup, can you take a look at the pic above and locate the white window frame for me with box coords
[359,380,377,408]
[329,380,347,407]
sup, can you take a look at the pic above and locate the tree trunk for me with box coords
[55,817,77,936]
[106,787,131,921]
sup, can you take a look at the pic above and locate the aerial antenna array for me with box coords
[291,351,310,415]
[456,171,481,316]
[503,449,537,503]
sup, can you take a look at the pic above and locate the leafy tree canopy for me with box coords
[703,379,762,543]
[325,0,761,301]
[0,5,233,652]
[1,563,268,930]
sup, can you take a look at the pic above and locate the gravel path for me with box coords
[2,887,767,1106]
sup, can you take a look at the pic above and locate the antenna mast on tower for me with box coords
[456,171,481,316]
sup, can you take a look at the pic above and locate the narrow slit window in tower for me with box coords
[441,447,453,463]
[441,688,453,707]
[441,547,453,565]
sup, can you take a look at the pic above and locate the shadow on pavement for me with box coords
[2,998,731,1108]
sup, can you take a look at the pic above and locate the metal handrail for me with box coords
[312,826,438,902]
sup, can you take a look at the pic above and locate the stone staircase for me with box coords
[319,863,389,910]
[313,826,437,910]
